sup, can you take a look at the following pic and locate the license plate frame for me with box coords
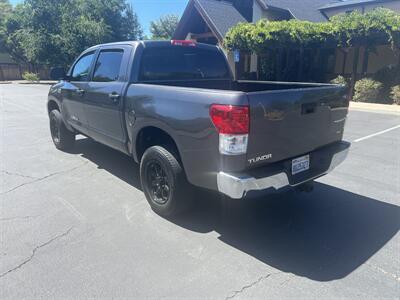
[292,155,310,175]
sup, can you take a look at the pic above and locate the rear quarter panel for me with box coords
[125,84,248,190]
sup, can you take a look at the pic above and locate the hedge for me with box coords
[224,8,400,52]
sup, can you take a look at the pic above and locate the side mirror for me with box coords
[50,67,67,80]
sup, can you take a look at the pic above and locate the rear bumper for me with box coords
[217,141,350,199]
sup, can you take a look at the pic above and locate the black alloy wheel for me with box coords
[147,161,171,205]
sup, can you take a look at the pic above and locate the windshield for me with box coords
[138,47,231,81]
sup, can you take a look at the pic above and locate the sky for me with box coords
[9,0,190,35]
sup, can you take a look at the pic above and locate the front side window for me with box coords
[139,47,230,81]
[71,52,95,81]
[92,50,124,82]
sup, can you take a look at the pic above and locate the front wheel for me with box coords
[49,109,75,151]
[140,146,191,217]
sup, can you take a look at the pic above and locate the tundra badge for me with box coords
[248,154,272,164]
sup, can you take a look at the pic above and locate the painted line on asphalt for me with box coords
[56,196,86,222]
[354,125,400,143]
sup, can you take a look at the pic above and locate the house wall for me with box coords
[323,1,400,18]
[223,48,237,77]
[252,1,286,22]
[250,54,258,72]
[334,45,399,77]
[334,48,363,75]
[251,2,265,76]
[252,1,264,22]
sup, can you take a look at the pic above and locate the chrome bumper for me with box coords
[217,143,350,199]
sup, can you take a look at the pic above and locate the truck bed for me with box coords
[136,79,348,168]
[137,79,331,92]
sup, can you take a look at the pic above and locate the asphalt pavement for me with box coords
[1,84,399,299]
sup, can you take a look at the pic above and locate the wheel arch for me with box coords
[47,99,60,115]
[47,97,75,132]
[134,126,182,165]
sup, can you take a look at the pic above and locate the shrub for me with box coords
[330,75,348,86]
[390,85,400,105]
[22,72,40,82]
[373,64,400,103]
[374,64,400,87]
[353,78,383,103]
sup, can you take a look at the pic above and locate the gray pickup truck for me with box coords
[48,40,350,217]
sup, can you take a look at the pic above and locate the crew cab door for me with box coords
[84,46,131,152]
[61,51,96,135]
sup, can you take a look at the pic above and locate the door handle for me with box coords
[76,88,85,96]
[108,93,121,104]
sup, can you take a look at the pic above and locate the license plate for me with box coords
[292,155,310,175]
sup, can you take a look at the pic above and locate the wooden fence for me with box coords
[0,64,50,81]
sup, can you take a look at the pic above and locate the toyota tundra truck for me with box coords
[48,40,350,217]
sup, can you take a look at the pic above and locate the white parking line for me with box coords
[56,196,86,222]
[354,125,400,143]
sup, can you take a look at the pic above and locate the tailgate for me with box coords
[246,86,348,168]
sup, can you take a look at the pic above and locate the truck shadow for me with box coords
[72,138,143,191]
[176,186,400,282]
[73,138,400,282]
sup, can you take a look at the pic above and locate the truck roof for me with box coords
[86,40,220,52]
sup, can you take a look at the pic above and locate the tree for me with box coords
[3,0,143,66]
[78,0,142,41]
[150,14,179,40]
[0,0,12,25]
[0,0,12,51]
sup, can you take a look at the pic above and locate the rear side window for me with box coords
[93,50,124,82]
[71,52,95,81]
[139,47,230,81]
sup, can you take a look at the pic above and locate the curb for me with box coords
[15,81,57,85]
[349,101,400,115]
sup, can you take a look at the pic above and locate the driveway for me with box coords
[1,84,399,299]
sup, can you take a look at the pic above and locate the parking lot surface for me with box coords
[1,84,399,299]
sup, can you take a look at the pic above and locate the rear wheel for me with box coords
[140,146,190,217]
[49,109,75,151]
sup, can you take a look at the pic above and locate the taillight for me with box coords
[209,104,249,134]
[171,40,196,47]
[210,104,249,155]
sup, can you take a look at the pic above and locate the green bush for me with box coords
[373,64,400,103]
[330,75,348,86]
[22,72,40,82]
[353,78,383,103]
[390,85,400,105]
[374,64,400,86]
[225,8,400,52]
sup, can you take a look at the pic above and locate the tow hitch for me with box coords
[295,181,314,193]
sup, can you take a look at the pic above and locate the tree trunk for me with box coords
[297,47,304,82]
[0,65,4,81]
[361,46,369,76]
[313,48,321,82]
[397,48,400,65]
[18,64,22,79]
[276,48,282,81]
[341,49,348,75]
[283,48,291,81]
[349,46,361,100]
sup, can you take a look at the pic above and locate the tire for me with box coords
[140,146,191,217]
[49,109,75,151]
